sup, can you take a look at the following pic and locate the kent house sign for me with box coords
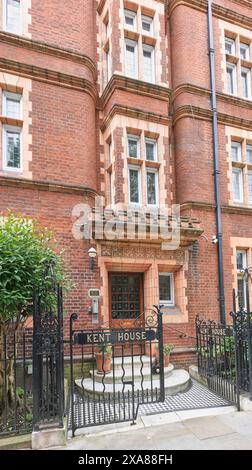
[74,329,156,345]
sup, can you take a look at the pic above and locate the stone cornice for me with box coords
[0,176,99,197]
[0,31,97,80]
[97,0,165,15]
[173,83,252,111]
[173,104,252,131]
[100,104,170,132]
[168,0,252,31]
[99,74,171,110]
[0,58,97,100]
[181,201,252,216]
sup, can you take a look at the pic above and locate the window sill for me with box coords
[0,116,23,127]
[127,157,143,166]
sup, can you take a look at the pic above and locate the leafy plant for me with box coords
[96,343,112,354]
[16,387,25,399]
[156,343,174,356]
[25,412,33,423]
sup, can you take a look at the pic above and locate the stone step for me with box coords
[111,356,153,371]
[75,369,190,399]
[90,364,174,384]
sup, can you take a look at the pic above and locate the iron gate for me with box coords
[195,317,239,408]
[68,306,165,436]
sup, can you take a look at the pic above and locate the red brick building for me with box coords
[0,0,252,367]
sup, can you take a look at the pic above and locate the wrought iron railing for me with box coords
[0,327,33,437]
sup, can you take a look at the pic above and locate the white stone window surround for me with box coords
[220,21,252,101]
[2,0,31,38]
[240,42,250,61]
[159,272,175,307]
[3,124,22,172]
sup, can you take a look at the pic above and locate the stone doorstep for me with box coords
[75,369,190,398]
[90,364,174,384]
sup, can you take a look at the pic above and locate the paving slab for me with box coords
[183,415,234,440]
[202,432,252,450]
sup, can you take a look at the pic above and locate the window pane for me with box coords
[125,42,137,78]
[146,142,155,161]
[236,251,245,270]
[124,10,135,30]
[247,145,252,163]
[240,43,249,60]
[128,137,138,158]
[231,142,241,162]
[232,169,242,201]
[142,16,153,34]
[143,48,154,83]
[227,65,235,94]
[237,277,245,308]
[225,38,235,55]
[248,173,252,202]
[147,172,156,205]
[159,275,172,303]
[6,0,20,33]
[129,169,139,203]
[6,97,20,119]
[241,69,250,98]
[6,130,20,169]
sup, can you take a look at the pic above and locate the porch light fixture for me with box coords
[88,247,97,271]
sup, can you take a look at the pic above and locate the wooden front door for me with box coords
[109,273,144,329]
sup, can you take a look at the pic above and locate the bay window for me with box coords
[143,45,155,83]
[146,170,158,206]
[128,167,141,204]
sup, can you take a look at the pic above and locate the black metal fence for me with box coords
[0,326,33,437]
[196,286,252,408]
[32,285,64,431]
[68,307,165,437]
[196,318,239,407]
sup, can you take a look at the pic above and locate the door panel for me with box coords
[109,273,144,329]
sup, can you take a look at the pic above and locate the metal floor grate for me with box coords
[67,379,231,431]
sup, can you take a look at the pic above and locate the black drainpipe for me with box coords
[207,0,226,325]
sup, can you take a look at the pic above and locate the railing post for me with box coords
[157,306,165,402]
[230,290,241,411]
[245,270,252,401]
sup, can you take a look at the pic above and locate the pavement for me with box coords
[63,410,252,450]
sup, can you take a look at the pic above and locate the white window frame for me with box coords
[125,39,138,79]
[226,63,237,95]
[2,91,22,119]
[124,9,136,32]
[236,249,247,308]
[159,273,175,307]
[232,167,243,203]
[145,138,157,161]
[3,0,22,35]
[231,141,242,162]
[146,169,159,207]
[106,48,112,83]
[141,15,154,36]
[225,37,236,56]
[248,170,252,203]
[127,134,140,159]
[241,67,251,99]
[128,165,141,206]
[3,124,22,172]
[246,144,252,164]
[240,42,250,61]
[142,44,155,84]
